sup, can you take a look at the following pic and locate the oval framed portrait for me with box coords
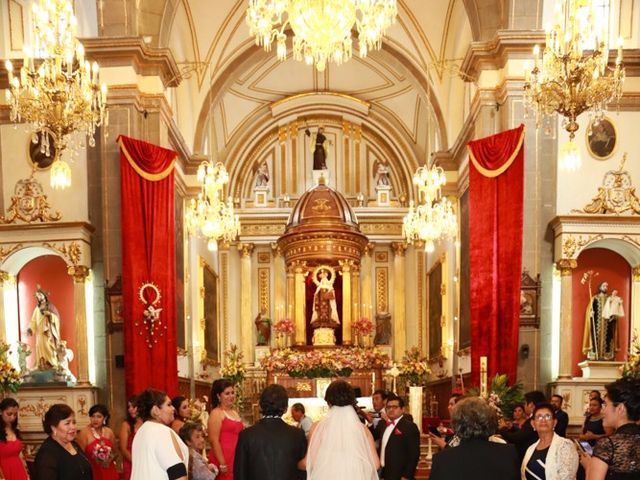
[586,117,617,160]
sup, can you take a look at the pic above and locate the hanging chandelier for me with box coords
[4,0,107,190]
[185,161,241,252]
[246,0,398,71]
[523,0,624,171]
[402,163,456,253]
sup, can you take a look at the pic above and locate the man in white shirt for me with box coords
[376,395,420,480]
[291,403,312,438]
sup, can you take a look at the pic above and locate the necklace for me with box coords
[91,426,103,439]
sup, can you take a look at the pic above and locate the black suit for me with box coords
[554,409,569,437]
[234,417,307,480]
[499,417,538,460]
[376,416,420,480]
[430,439,520,480]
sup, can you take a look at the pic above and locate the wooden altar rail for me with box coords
[267,369,384,398]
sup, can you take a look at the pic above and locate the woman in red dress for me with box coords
[77,404,118,480]
[118,396,142,480]
[0,398,28,480]
[208,379,243,479]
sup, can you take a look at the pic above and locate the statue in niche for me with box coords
[310,267,340,329]
[374,311,392,345]
[255,162,270,187]
[306,127,330,170]
[26,286,62,370]
[376,164,391,187]
[254,309,271,346]
[55,340,76,383]
[582,280,622,360]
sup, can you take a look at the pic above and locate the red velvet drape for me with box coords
[467,125,524,387]
[118,135,178,397]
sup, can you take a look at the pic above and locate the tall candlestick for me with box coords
[480,356,488,398]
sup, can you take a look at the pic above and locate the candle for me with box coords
[480,356,488,398]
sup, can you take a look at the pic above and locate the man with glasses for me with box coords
[375,395,420,480]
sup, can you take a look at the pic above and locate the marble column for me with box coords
[293,261,307,346]
[556,259,577,379]
[361,243,374,320]
[271,244,286,346]
[340,260,354,346]
[631,266,640,344]
[0,271,11,343]
[352,265,361,330]
[68,265,91,386]
[392,242,407,361]
[239,243,255,363]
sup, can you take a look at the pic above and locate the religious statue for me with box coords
[26,287,62,370]
[374,311,392,345]
[17,342,31,376]
[310,267,340,328]
[583,281,621,360]
[255,162,269,187]
[376,164,391,187]
[55,340,76,383]
[254,309,271,346]
[306,127,329,170]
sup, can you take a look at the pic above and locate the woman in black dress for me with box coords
[580,398,612,446]
[34,404,92,480]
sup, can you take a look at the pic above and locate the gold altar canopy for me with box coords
[277,178,369,345]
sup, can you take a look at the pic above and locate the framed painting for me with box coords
[427,260,443,359]
[586,117,617,160]
[202,263,220,364]
[106,276,123,332]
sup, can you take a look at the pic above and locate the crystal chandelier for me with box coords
[403,163,457,253]
[4,0,107,190]
[246,0,397,71]
[185,161,241,252]
[523,0,624,171]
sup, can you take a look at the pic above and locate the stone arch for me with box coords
[581,238,640,269]
[1,246,72,275]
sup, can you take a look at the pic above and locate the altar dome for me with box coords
[278,178,368,264]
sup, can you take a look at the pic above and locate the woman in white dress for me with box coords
[301,380,379,480]
[131,388,189,480]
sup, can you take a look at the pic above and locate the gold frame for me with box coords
[586,117,618,161]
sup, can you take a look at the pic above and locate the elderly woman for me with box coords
[430,397,520,480]
[179,423,217,480]
[131,389,188,480]
[580,377,640,480]
[521,403,578,480]
[34,403,92,480]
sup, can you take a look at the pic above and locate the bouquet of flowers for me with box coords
[220,344,245,384]
[352,317,374,336]
[0,342,22,394]
[622,333,640,379]
[273,318,294,335]
[469,374,524,419]
[92,441,113,467]
[398,347,429,386]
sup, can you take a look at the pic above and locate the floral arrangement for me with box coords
[273,318,294,335]
[261,347,391,378]
[0,342,22,394]
[622,333,640,379]
[469,374,524,419]
[352,317,374,336]
[220,344,245,384]
[398,347,429,386]
[92,441,113,467]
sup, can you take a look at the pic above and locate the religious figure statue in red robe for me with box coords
[310,268,340,329]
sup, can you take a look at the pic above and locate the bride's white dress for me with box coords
[307,405,379,480]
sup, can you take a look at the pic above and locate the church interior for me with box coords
[1,0,640,476]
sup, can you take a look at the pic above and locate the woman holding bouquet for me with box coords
[0,398,28,480]
[77,404,118,480]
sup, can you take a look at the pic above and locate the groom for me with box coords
[376,395,421,480]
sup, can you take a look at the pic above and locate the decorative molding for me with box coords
[0,176,62,224]
[633,265,640,282]
[375,267,388,313]
[359,223,403,236]
[42,241,82,266]
[257,251,271,263]
[363,242,375,256]
[241,224,286,236]
[391,241,407,257]
[556,259,578,276]
[374,250,388,263]
[0,243,23,263]
[562,234,605,259]
[238,242,255,257]
[258,267,270,314]
[67,265,90,282]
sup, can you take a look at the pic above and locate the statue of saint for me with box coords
[306,127,329,170]
[310,268,340,328]
[583,282,621,360]
[255,162,269,187]
[376,164,390,187]
[374,311,392,345]
[254,309,271,346]
[26,287,62,370]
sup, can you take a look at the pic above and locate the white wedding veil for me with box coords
[307,405,378,480]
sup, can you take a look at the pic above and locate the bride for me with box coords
[301,380,380,480]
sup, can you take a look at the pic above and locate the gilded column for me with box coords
[352,265,361,327]
[339,260,353,345]
[239,243,255,363]
[68,265,91,386]
[556,259,577,379]
[361,243,374,319]
[293,261,307,346]
[286,264,295,324]
[392,242,407,361]
[0,271,11,342]
[271,243,286,323]
[631,266,640,343]
[219,243,231,354]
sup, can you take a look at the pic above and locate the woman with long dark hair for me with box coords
[0,398,28,480]
[207,379,243,479]
[119,396,142,480]
[170,396,190,433]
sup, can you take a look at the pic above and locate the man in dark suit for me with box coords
[375,394,420,480]
[234,384,307,480]
[550,394,569,437]
[499,390,545,460]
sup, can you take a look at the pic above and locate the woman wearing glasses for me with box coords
[521,403,578,480]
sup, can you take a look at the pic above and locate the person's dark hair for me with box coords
[324,380,355,407]
[590,390,602,399]
[0,398,20,442]
[452,397,497,440]
[551,394,563,405]
[386,394,405,408]
[210,379,235,408]
[171,396,187,420]
[43,404,74,435]
[126,395,138,431]
[605,377,640,421]
[178,422,204,445]
[590,396,604,408]
[291,402,305,415]
[259,384,289,416]
[88,404,111,426]
[533,403,556,419]
[524,390,546,407]
[513,403,524,413]
[137,388,168,421]
[372,389,388,400]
